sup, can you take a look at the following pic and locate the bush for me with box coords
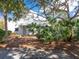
[36,26,54,42]
[0,29,12,43]
[27,18,79,43]
[0,29,5,42]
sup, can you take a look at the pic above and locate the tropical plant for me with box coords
[73,19,79,40]
[26,23,39,35]
[27,17,79,43]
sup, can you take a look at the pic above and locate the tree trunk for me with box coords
[4,15,7,32]
[3,12,8,40]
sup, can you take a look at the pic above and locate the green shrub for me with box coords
[74,20,79,40]
[0,29,12,43]
[27,18,79,43]
[36,26,54,42]
[0,29,5,42]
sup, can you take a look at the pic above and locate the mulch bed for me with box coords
[0,36,79,51]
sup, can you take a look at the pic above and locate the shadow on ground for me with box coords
[0,37,79,59]
[0,44,79,59]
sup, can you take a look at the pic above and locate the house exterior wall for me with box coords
[7,10,46,34]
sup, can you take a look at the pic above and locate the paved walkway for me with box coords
[0,47,79,59]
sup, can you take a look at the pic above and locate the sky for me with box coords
[24,0,40,12]
[68,0,79,17]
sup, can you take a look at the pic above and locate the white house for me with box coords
[7,10,46,35]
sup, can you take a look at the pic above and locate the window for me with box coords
[15,28,19,31]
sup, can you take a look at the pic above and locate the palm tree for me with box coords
[0,0,26,38]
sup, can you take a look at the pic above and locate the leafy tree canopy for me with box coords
[0,0,27,20]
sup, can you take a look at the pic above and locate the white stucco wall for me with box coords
[7,21,16,32]
[7,10,46,33]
